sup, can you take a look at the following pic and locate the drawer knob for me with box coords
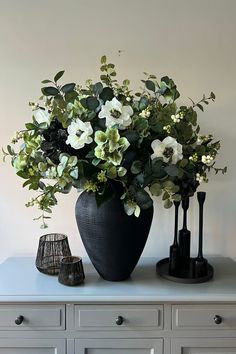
[15,315,24,325]
[116,316,124,326]
[214,315,222,325]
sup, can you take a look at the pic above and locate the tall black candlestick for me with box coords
[194,191,208,278]
[179,196,191,269]
[169,201,180,276]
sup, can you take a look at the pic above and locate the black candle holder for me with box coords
[58,256,85,286]
[35,233,71,275]
[156,192,214,284]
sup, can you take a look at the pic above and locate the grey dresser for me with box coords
[0,257,236,354]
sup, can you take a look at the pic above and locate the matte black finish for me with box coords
[116,316,124,325]
[58,256,85,286]
[157,191,214,283]
[35,233,71,275]
[194,191,208,278]
[15,315,24,325]
[169,201,180,276]
[75,192,153,281]
[179,197,191,268]
[156,257,214,284]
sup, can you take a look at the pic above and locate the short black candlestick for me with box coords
[194,191,208,278]
[169,201,181,276]
[179,197,191,269]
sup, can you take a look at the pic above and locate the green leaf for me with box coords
[41,79,52,84]
[25,123,36,130]
[197,103,204,111]
[61,83,76,93]
[163,180,176,191]
[101,55,107,64]
[152,158,167,179]
[122,131,139,145]
[86,96,99,111]
[80,97,87,108]
[179,159,188,168]
[131,160,142,174]
[16,171,29,179]
[145,80,156,92]
[41,86,59,96]
[150,183,162,196]
[172,194,182,202]
[65,91,78,102]
[22,179,31,188]
[7,145,15,155]
[99,87,114,102]
[135,189,153,209]
[93,82,103,96]
[164,199,173,208]
[139,96,149,110]
[210,92,216,99]
[123,79,130,86]
[54,70,65,82]
[164,165,179,177]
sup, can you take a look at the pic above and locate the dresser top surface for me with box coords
[0,257,236,302]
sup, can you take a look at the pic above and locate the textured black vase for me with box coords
[75,191,153,281]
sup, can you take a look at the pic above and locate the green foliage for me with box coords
[3,55,225,227]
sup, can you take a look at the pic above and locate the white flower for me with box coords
[98,97,133,129]
[66,119,93,149]
[151,136,183,164]
[196,173,208,183]
[34,109,51,125]
[201,154,214,165]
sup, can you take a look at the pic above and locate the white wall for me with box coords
[0,0,235,263]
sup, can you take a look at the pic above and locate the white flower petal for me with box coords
[66,119,93,149]
[98,98,133,129]
[34,109,51,125]
[151,136,182,163]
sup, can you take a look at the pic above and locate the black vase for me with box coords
[75,191,153,281]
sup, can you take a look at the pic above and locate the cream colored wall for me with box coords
[0,0,235,263]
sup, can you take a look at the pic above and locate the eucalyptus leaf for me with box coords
[131,160,142,174]
[54,70,65,82]
[145,80,156,92]
[150,183,162,196]
[164,199,173,208]
[164,165,179,177]
[135,189,153,209]
[61,83,76,93]
[93,82,103,96]
[86,96,99,111]
[139,96,149,110]
[41,86,59,96]
[99,87,114,102]
[100,55,107,64]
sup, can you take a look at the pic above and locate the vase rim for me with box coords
[39,233,68,242]
[61,256,82,264]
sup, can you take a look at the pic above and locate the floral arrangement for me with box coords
[3,56,226,228]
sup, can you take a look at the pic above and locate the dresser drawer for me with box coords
[0,304,65,330]
[172,304,236,330]
[74,305,163,330]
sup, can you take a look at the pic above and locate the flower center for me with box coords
[163,147,174,159]
[76,129,83,137]
[110,109,121,119]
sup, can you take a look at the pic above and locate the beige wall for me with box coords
[0,0,235,262]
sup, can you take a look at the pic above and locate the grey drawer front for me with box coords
[173,304,236,330]
[0,305,65,330]
[75,305,163,330]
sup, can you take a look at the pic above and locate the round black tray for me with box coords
[156,258,214,284]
